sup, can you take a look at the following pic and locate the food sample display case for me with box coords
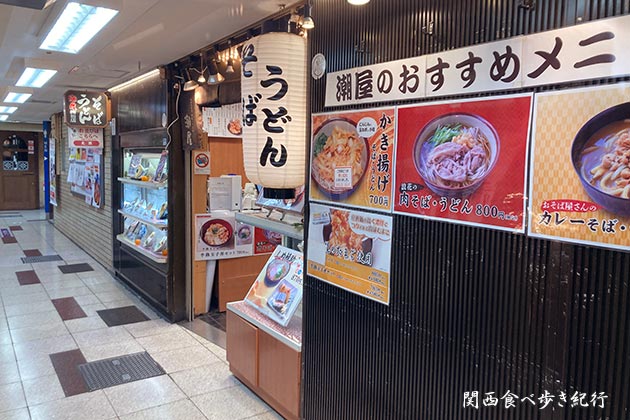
[112,128,186,321]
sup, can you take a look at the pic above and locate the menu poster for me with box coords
[529,84,630,251]
[153,151,168,182]
[84,152,102,208]
[244,246,303,327]
[307,203,392,305]
[195,212,254,260]
[253,228,281,255]
[394,94,533,232]
[310,108,396,212]
[49,137,57,206]
[127,154,142,178]
[202,103,243,138]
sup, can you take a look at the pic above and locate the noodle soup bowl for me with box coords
[571,102,630,216]
[311,118,369,200]
[414,113,500,198]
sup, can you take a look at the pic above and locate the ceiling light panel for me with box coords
[0,107,18,114]
[3,92,32,103]
[16,67,58,88]
[0,115,8,121]
[39,2,119,54]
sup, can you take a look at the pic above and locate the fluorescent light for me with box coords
[16,67,57,88]
[0,107,17,114]
[3,92,32,104]
[348,0,370,4]
[110,69,160,91]
[39,2,118,54]
[0,115,8,121]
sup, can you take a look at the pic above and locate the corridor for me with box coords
[0,210,280,420]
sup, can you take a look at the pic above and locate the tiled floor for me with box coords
[0,210,281,420]
[197,309,227,332]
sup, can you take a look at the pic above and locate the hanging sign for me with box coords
[394,94,533,232]
[310,107,395,212]
[179,89,203,150]
[68,127,103,148]
[241,32,307,196]
[307,203,392,305]
[63,90,110,127]
[529,83,630,251]
[326,15,630,107]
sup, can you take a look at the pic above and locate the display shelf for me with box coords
[118,210,168,229]
[235,211,303,241]
[117,177,167,190]
[227,300,302,352]
[116,234,167,264]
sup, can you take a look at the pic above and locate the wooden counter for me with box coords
[227,301,302,420]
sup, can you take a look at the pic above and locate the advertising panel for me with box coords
[394,94,533,232]
[244,246,303,326]
[310,108,395,212]
[195,212,254,260]
[529,84,630,250]
[307,203,392,305]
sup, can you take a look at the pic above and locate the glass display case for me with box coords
[112,138,185,320]
[117,151,169,264]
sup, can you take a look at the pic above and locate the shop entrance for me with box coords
[0,132,39,210]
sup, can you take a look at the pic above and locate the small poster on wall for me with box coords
[310,108,395,212]
[195,212,254,260]
[49,137,57,206]
[244,246,303,327]
[202,103,243,138]
[193,151,211,175]
[529,83,630,251]
[394,94,533,232]
[253,228,281,255]
[68,127,103,148]
[307,203,392,305]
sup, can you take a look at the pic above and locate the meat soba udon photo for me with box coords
[414,113,499,198]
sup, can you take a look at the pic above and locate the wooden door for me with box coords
[0,132,39,210]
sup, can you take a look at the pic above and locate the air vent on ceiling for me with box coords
[29,99,56,104]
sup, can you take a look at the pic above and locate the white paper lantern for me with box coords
[241,32,307,199]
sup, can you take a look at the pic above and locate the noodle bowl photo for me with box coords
[572,102,630,216]
[311,118,369,200]
[200,219,233,247]
[414,113,499,198]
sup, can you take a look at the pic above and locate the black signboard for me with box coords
[178,90,203,150]
[63,90,111,128]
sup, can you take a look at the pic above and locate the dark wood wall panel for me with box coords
[304,1,630,419]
